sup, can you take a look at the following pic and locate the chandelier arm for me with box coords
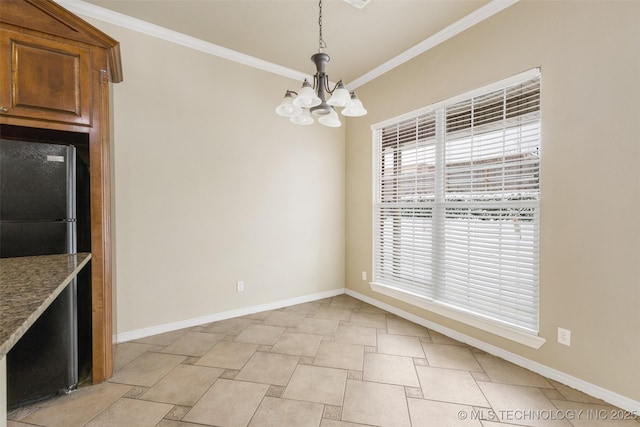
[326,80,344,95]
[324,75,333,95]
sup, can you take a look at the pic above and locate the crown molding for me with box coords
[53,0,312,83]
[54,0,518,88]
[346,0,519,90]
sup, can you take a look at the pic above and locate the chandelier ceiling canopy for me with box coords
[275,0,367,127]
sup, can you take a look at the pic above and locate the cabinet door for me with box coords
[0,30,91,126]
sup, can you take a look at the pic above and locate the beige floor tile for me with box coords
[378,333,426,358]
[241,309,274,320]
[481,422,529,427]
[235,324,286,345]
[480,422,524,427]
[363,352,420,387]
[358,303,388,315]
[349,312,387,329]
[196,340,258,369]
[270,332,323,357]
[407,398,483,427]
[284,301,321,314]
[156,420,206,427]
[335,325,377,346]
[283,364,347,405]
[387,317,431,337]
[429,330,467,345]
[139,364,223,406]
[314,305,353,321]
[164,405,191,420]
[551,400,640,426]
[248,396,324,427]
[475,354,552,388]
[330,295,363,309]
[113,342,156,371]
[548,379,606,404]
[84,397,172,426]
[263,310,307,327]
[541,388,566,401]
[342,379,411,427]
[201,317,258,335]
[133,329,189,346]
[416,365,489,407]
[477,381,572,427]
[296,317,340,335]
[109,352,185,387]
[236,351,299,386]
[422,343,483,371]
[183,378,269,426]
[320,420,375,427]
[471,371,491,382]
[313,341,364,371]
[161,331,224,356]
[19,382,131,427]
[323,404,342,420]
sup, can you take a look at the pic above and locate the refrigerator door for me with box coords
[0,138,79,408]
[0,139,73,222]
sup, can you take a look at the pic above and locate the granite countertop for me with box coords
[0,253,91,358]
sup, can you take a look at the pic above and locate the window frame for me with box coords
[370,69,545,349]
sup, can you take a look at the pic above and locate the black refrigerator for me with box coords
[0,138,81,409]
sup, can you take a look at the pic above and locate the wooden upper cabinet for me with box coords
[0,29,92,126]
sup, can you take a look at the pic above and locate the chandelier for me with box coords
[275,0,367,127]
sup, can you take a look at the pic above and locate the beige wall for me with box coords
[86,20,346,335]
[345,1,640,401]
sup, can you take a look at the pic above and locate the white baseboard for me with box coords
[115,288,345,343]
[345,288,640,414]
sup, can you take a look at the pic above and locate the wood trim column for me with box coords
[89,61,113,383]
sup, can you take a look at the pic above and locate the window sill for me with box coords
[370,282,546,349]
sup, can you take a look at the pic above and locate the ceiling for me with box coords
[78,0,494,86]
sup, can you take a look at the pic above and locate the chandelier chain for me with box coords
[318,0,327,52]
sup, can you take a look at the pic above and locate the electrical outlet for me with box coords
[557,327,571,346]
[236,281,244,292]
[361,271,367,281]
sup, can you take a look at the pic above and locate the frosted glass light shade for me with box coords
[327,81,350,107]
[275,92,302,117]
[342,93,367,117]
[290,109,314,125]
[293,80,321,108]
[318,109,341,127]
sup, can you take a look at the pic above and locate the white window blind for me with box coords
[373,71,541,333]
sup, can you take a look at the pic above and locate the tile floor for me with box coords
[7,295,639,427]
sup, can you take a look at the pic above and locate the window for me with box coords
[373,70,541,337]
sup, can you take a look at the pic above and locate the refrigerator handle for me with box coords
[66,145,77,254]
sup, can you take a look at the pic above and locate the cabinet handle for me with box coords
[0,106,8,113]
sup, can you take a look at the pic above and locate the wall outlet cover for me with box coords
[557,327,571,346]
